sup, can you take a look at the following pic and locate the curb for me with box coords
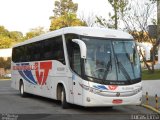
[141,104,160,114]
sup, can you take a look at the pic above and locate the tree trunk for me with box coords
[151,39,160,73]
[114,0,118,29]
[139,49,152,72]
[151,47,155,73]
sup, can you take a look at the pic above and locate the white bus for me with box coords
[11,27,142,108]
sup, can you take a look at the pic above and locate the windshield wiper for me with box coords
[115,55,131,82]
[103,53,112,80]
[125,53,136,79]
[85,75,104,84]
[112,43,131,82]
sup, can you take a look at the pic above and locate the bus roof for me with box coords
[13,27,133,48]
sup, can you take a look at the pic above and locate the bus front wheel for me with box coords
[61,87,69,109]
[20,81,27,97]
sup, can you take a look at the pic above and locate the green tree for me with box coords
[79,12,96,27]
[50,0,86,31]
[108,0,128,29]
[0,26,10,37]
[53,0,78,17]
[0,35,12,48]
[96,0,128,29]
[50,13,86,31]
[95,16,115,28]
[0,25,24,48]
[9,31,23,42]
[24,27,45,40]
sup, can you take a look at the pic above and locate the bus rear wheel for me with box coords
[61,87,69,109]
[20,81,27,97]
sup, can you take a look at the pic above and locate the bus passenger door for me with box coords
[69,42,83,105]
[67,71,74,103]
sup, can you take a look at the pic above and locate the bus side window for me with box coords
[12,48,18,62]
[26,44,34,61]
[65,34,81,75]
[71,42,81,76]
[54,37,65,64]
[40,36,66,64]
[43,39,52,60]
[19,46,25,62]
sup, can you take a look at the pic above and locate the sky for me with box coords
[0,0,111,34]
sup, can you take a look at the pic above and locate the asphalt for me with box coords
[0,79,160,113]
[0,80,158,120]
[142,80,160,96]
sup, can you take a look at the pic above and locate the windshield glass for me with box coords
[82,37,141,83]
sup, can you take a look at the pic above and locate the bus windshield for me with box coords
[82,37,141,84]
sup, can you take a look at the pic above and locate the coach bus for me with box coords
[11,27,142,108]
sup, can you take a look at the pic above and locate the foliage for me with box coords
[9,31,23,42]
[108,0,128,29]
[79,12,96,27]
[0,26,10,37]
[50,13,86,31]
[0,35,13,48]
[50,0,86,31]
[24,27,45,40]
[95,16,115,28]
[96,0,128,29]
[129,31,155,43]
[0,57,11,70]
[0,25,24,48]
[53,0,78,17]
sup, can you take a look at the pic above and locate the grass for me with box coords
[142,69,160,80]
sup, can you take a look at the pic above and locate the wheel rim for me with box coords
[20,84,24,95]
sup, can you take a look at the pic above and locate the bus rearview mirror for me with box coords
[72,39,87,59]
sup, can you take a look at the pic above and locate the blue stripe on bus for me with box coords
[20,63,37,84]
[23,70,37,84]
[93,85,108,90]
[18,71,36,84]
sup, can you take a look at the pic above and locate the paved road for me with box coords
[142,80,160,96]
[0,80,158,120]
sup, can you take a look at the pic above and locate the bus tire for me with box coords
[20,81,27,97]
[61,87,69,109]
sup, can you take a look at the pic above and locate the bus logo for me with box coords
[14,61,52,86]
[35,61,52,85]
[108,85,117,90]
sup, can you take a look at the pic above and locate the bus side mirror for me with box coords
[72,39,87,59]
